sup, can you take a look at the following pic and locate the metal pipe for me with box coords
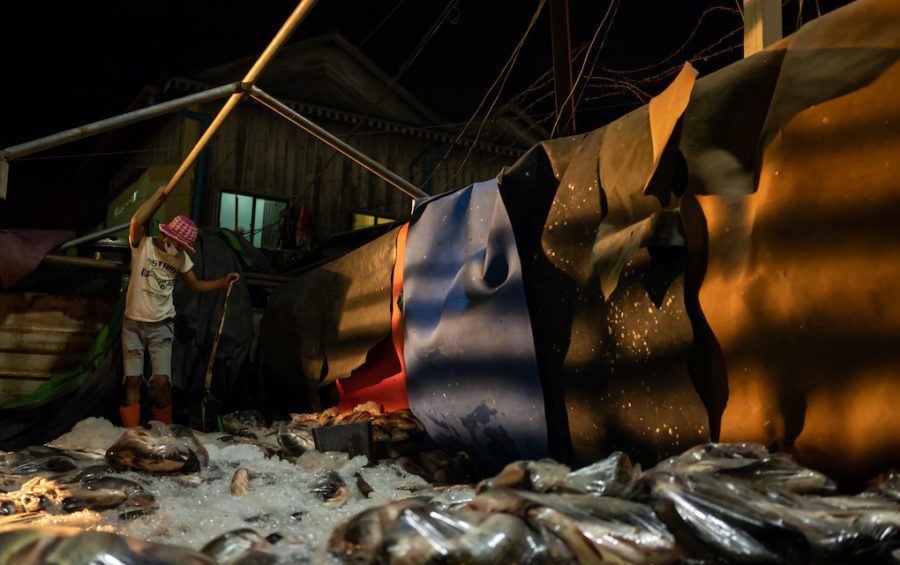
[43,254,128,273]
[0,83,242,161]
[58,222,130,251]
[249,87,427,199]
[42,254,290,287]
[162,0,318,197]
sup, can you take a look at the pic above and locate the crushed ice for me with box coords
[44,417,440,563]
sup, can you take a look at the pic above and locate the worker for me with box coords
[120,186,239,427]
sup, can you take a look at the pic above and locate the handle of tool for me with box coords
[203,280,235,390]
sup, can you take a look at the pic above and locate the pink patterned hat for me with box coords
[159,215,198,253]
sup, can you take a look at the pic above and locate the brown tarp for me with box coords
[682,0,900,484]
[501,0,898,483]
[501,65,709,468]
[257,0,897,483]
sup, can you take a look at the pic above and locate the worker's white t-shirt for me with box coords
[125,237,194,322]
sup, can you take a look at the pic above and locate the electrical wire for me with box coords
[359,0,407,47]
[298,0,460,202]
[549,0,619,137]
[425,0,547,191]
[450,0,547,180]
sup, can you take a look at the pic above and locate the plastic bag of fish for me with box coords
[105,421,208,473]
[0,527,215,564]
[328,443,900,564]
[221,406,473,484]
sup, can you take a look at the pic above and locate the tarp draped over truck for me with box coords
[497,0,900,484]
[266,0,899,485]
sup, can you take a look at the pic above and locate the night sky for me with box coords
[0,0,853,228]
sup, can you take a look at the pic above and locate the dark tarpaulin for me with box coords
[260,228,397,413]
[0,229,74,289]
[171,230,254,409]
[499,0,898,484]
[677,0,900,485]
[403,180,548,473]
[498,66,709,469]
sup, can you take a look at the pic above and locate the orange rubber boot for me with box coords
[150,404,172,425]
[119,404,141,428]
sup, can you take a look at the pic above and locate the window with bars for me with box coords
[219,192,287,249]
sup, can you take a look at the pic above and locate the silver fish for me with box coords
[0,527,215,564]
[105,423,208,474]
[200,528,267,564]
[311,470,350,508]
[478,458,603,495]
[222,411,267,436]
[328,497,431,562]
[276,421,315,457]
[60,487,128,513]
[0,446,78,476]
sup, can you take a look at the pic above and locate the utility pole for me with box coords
[549,0,576,136]
[743,0,782,57]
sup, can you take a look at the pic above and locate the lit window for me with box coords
[219,192,287,248]
[352,212,394,230]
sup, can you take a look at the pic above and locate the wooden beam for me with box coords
[744,0,783,57]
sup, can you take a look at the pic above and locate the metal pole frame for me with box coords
[0,83,243,162]
[0,83,242,202]
[249,87,427,199]
[161,0,319,197]
[42,254,289,288]
[59,222,131,251]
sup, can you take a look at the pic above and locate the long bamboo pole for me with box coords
[161,0,318,197]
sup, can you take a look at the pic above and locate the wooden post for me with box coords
[744,0,783,57]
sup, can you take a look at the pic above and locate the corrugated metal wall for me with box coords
[0,293,116,405]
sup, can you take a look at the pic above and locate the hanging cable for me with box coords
[425,0,547,191]
[299,0,460,204]
[359,0,407,47]
[550,0,619,138]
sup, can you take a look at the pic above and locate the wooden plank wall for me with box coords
[109,106,524,244]
[203,104,518,239]
[0,293,116,405]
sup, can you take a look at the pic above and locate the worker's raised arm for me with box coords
[129,186,168,247]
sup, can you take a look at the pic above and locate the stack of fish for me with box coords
[328,444,900,563]
[0,422,212,526]
[0,527,216,564]
[219,403,473,485]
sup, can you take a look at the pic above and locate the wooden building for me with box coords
[96,33,547,249]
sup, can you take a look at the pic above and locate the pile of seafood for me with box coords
[0,418,448,563]
[328,444,900,563]
[1,415,899,564]
[222,402,472,485]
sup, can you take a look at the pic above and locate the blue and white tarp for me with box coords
[403,179,548,472]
